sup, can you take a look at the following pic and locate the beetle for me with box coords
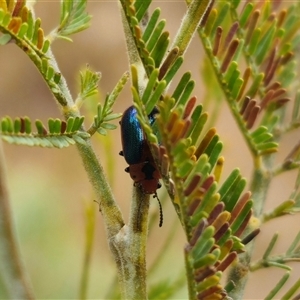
[119,105,163,226]
[119,105,161,194]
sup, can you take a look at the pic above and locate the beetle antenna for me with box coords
[136,192,163,229]
[154,193,163,227]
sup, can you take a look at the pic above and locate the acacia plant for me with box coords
[1,0,300,299]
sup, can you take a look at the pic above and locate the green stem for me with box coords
[1,5,129,299]
[12,30,130,297]
[76,142,124,235]
[24,46,126,235]
[0,140,35,300]
[171,0,214,56]
[110,187,149,299]
[198,28,260,158]
[184,245,196,299]
[128,188,149,297]
[118,0,147,85]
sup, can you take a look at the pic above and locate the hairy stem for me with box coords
[110,187,149,299]
[128,188,149,297]
[27,46,126,235]
[172,0,214,56]
[76,142,124,236]
[0,140,34,300]
[13,39,128,296]
[48,43,147,296]
[1,5,128,299]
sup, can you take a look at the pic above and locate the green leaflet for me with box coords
[58,0,91,40]
[134,0,151,22]
[0,116,86,148]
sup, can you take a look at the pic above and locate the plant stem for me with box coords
[2,5,129,299]
[172,0,214,56]
[110,187,150,299]
[185,245,197,299]
[198,28,260,157]
[128,188,149,296]
[19,43,128,296]
[0,140,35,300]
[24,46,125,235]
[76,142,124,236]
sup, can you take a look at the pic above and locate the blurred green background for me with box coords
[0,1,299,299]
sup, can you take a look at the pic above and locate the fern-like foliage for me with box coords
[252,232,300,272]
[0,2,67,105]
[118,0,260,297]
[125,18,256,300]
[197,1,300,157]
[1,0,299,298]
[0,0,126,143]
[0,2,49,53]
[156,94,256,299]
[77,66,101,106]
[86,71,129,136]
[0,116,86,148]
[119,0,170,77]
[55,0,91,41]
[119,0,208,83]
[0,0,93,107]
[131,70,258,297]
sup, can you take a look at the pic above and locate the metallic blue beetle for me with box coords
[119,105,161,195]
[119,105,163,227]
